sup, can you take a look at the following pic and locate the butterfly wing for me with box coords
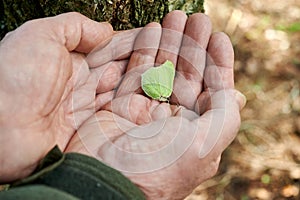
[141,68,162,100]
[156,60,175,99]
[141,60,175,101]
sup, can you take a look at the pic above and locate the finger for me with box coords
[91,60,127,94]
[15,12,113,53]
[172,106,199,121]
[102,94,153,125]
[193,89,241,159]
[155,10,187,65]
[195,32,235,114]
[102,94,173,125]
[87,28,141,68]
[150,102,173,121]
[172,13,212,109]
[127,22,162,72]
[205,32,235,90]
[95,91,115,111]
[235,90,247,111]
[116,23,162,97]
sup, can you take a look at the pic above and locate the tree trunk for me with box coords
[0,0,204,39]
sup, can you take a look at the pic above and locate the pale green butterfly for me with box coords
[141,60,175,101]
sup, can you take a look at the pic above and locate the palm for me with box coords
[67,12,243,199]
[67,95,206,198]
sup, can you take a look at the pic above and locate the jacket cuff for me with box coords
[4,145,145,200]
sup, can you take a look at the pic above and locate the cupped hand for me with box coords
[0,12,136,182]
[66,11,246,199]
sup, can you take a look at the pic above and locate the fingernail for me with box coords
[235,91,247,110]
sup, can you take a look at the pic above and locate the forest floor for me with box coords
[187,0,300,199]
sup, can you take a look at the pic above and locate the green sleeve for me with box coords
[0,146,146,200]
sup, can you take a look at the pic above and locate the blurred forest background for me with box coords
[1,0,300,199]
[187,0,300,199]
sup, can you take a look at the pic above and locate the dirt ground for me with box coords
[187,0,300,199]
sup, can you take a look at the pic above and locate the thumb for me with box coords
[193,89,243,159]
[47,12,113,53]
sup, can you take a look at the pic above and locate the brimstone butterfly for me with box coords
[141,60,175,101]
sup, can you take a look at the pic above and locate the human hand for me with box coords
[0,12,138,182]
[66,11,246,199]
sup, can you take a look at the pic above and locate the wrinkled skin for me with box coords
[67,11,246,199]
[0,11,245,200]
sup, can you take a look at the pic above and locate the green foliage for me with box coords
[169,0,205,15]
[1,0,44,39]
[241,195,250,200]
[261,174,271,185]
[0,184,10,191]
[276,22,300,32]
